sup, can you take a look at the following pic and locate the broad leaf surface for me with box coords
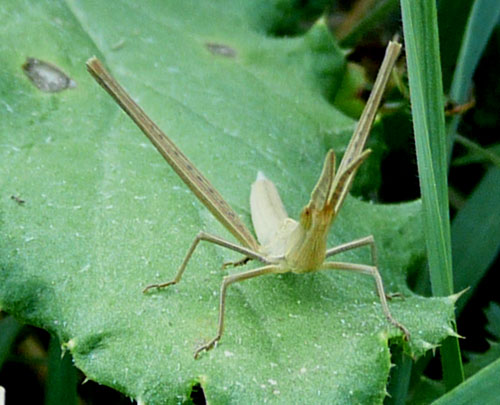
[0,1,457,403]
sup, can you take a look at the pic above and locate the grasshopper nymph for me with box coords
[87,40,408,359]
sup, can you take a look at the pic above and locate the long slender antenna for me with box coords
[86,58,259,250]
[330,41,402,212]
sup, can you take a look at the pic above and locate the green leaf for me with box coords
[465,303,500,377]
[432,356,500,405]
[1,1,456,403]
[452,168,500,313]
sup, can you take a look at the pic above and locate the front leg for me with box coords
[325,236,403,300]
[320,261,410,340]
[326,235,378,265]
[222,256,252,269]
[143,231,267,292]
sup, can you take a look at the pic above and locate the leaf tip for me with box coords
[444,326,463,339]
[62,338,77,351]
[447,288,470,306]
[418,339,440,355]
[311,15,328,29]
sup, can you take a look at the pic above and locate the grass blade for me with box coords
[431,356,500,405]
[453,135,500,168]
[449,0,500,104]
[452,167,500,313]
[385,348,413,405]
[447,0,500,159]
[400,0,464,389]
[436,0,475,92]
[45,336,78,405]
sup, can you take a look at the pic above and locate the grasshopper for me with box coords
[87,40,408,359]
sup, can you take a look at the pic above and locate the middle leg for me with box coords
[194,264,281,358]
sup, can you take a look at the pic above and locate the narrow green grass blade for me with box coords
[453,167,500,313]
[449,0,500,104]
[45,336,78,405]
[400,0,464,389]
[453,136,500,168]
[385,349,412,405]
[436,0,474,92]
[431,356,500,405]
[447,0,500,158]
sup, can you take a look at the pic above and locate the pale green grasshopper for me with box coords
[87,40,408,359]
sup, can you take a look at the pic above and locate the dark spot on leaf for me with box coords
[22,57,76,92]
[205,42,237,58]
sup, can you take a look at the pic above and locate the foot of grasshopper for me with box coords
[385,292,404,300]
[221,256,251,269]
[143,280,176,293]
[194,337,220,359]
